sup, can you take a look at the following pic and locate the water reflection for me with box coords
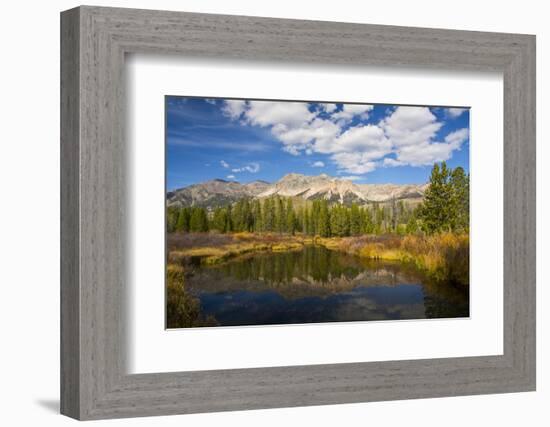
[183,246,469,327]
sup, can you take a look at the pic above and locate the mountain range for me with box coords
[167,173,428,209]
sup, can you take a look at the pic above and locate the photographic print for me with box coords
[166,97,470,329]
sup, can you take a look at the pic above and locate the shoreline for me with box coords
[167,231,469,288]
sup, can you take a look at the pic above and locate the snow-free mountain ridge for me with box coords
[167,174,428,208]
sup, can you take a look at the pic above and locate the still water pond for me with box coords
[184,245,469,327]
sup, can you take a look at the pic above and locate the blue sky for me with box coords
[166,96,469,191]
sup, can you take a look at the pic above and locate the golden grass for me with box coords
[168,233,316,265]
[166,263,219,328]
[331,233,469,287]
[167,231,469,288]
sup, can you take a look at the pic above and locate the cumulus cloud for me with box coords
[330,125,391,154]
[311,161,325,167]
[231,162,260,173]
[226,174,236,180]
[446,107,467,118]
[330,152,378,174]
[277,118,340,155]
[381,106,442,147]
[383,157,405,167]
[220,160,230,168]
[221,100,247,119]
[221,100,467,175]
[388,126,469,167]
[319,103,337,113]
[395,141,457,166]
[332,104,374,123]
[245,101,314,128]
[444,128,469,145]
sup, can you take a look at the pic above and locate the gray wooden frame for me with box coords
[60,5,536,420]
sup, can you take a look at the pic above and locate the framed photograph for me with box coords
[61,6,536,420]
[164,96,471,329]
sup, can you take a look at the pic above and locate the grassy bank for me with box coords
[166,263,218,328]
[168,232,314,265]
[167,231,469,288]
[328,233,469,288]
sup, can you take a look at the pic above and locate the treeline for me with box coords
[167,162,469,237]
[168,197,416,237]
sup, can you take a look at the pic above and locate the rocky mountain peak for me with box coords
[167,173,427,208]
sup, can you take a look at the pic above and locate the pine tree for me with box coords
[189,207,208,232]
[318,200,331,237]
[286,198,295,235]
[373,203,384,234]
[311,200,320,235]
[303,207,311,235]
[295,207,304,233]
[252,199,262,232]
[225,204,233,232]
[397,200,406,225]
[242,199,253,232]
[360,206,374,234]
[232,199,243,231]
[263,198,275,232]
[175,207,191,232]
[450,167,469,232]
[211,207,227,232]
[275,196,286,233]
[166,207,180,233]
[419,162,454,233]
[406,213,418,234]
[390,197,397,232]
[330,205,350,237]
[350,203,361,236]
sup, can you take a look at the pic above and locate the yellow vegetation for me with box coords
[167,231,469,288]
[332,233,469,287]
[168,233,314,265]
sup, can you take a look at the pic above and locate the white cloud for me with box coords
[226,175,236,180]
[320,103,337,113]
[382,106,442,147]
[395,141,458,166]
[220,160,230,168]
[383,158,405,167]
[447,107,467,118]
[332,104,373,123]
[311,161,325,167]
[222,100,247,119]
[330,125,391,155]
[331,152,378,174]
[204,98,217,105]
[221,100,466,175]
[231,162,260,173]
[245,101,314,129]
[444,128,469,146]
[381,108,468,167]
[282,145,301,156]
[390,127,468,166]
[276,118,340,155]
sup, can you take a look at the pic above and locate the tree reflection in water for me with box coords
[177,246,468,327]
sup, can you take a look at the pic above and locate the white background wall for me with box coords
[0,0,547,425]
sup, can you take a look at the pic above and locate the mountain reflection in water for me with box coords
[183,245,469,327]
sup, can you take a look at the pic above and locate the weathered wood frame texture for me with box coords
[60,5,536,420]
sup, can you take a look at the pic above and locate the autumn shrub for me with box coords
[400,233,469,287]
[335,233,469,288]
[166,263,219,328]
